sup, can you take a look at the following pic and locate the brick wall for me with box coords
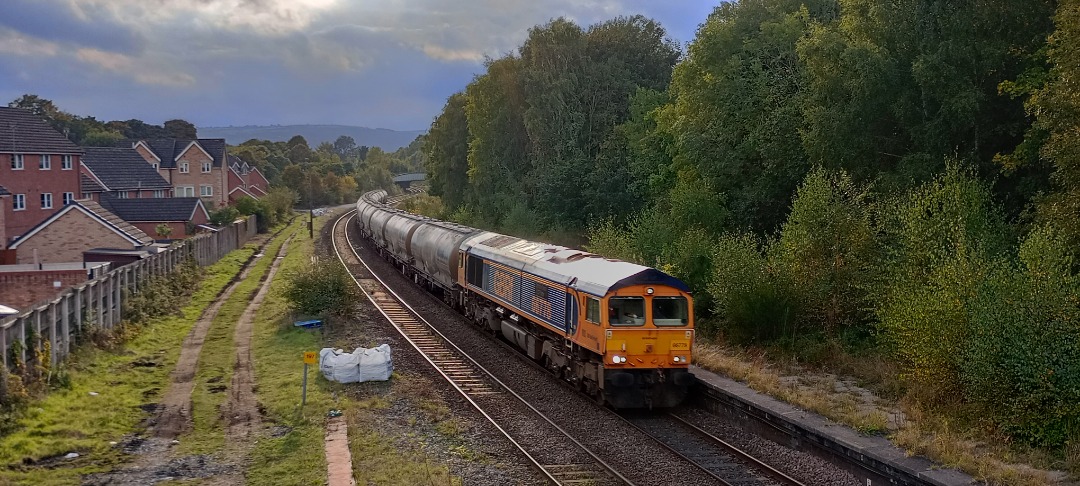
[0,269,88,309]
[0,153,82,240]
[173,144,226,208]
[15,209,136,264]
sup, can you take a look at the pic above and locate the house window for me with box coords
[179,162,189,173]
[61,155,73,170]
[11,154,24,170]
[177,186,195,197]
[152,163,159,170]
[13,194,25,211]
[63,192,74,205]
[200,185,213,197]
[202,162,212,173]
[39,154,51,170]
[117,191,129,199]
[153,190,165,198]
[41,193,53,209]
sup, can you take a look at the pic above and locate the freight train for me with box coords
[355,190,695,408]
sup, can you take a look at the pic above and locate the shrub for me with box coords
[282,258,360,318]
[773,167,878,332]
[708,233,797,343]
[235,195,259,216]
[962,225,1080,447]
[209,206,240,226]
[873,164,1010,399]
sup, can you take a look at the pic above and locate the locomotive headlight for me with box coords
[612,355,622,364]
[673,356,686,363]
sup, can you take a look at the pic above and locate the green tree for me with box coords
[163,119,197,138]
[424,92,470,211]
[774,168,878,332]
[658,1,824,232]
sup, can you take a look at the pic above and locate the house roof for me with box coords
[99,195,208,222]
[135,138,226,169]
[10,200,154,249]
[0,107,83,155]
[80,174,106,194]
[82,147,171,191]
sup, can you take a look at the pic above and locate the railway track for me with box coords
[331,210,632,486]
[621,412,806,486]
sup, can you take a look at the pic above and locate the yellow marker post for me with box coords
[302,351,317,406]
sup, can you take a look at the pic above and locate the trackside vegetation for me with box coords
[420,1,1080,481]
[0,246,256,484]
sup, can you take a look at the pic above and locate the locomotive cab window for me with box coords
[609,296,645,326]
[585,297,600,323]
[653,296,689,326]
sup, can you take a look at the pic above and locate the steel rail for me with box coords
[331,210,633,486]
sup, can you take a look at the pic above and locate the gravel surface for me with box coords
[675,408,862,486]
[336,205,869,486]
[322,211,540,486]
[340,215,726,485]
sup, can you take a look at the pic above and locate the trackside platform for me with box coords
[690,365,976,486]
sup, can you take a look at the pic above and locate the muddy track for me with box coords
[84,226,294,486]
[225,235,294,440]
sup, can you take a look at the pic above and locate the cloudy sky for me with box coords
[0,1,717,131]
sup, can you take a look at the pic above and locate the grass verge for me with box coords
[248,210,456,485]
[0,246,257,486]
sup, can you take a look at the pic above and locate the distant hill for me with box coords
[199,124,425,151]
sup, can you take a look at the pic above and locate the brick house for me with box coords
[131,139,228,209]
[8,200,155,264]
[80,146,172,201]
[0,107,84,244]
[99,195,209,239]
[226,155,270,202]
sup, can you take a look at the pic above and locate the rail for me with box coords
[331,210,632,486]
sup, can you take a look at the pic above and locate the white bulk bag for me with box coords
[319,345,393,383]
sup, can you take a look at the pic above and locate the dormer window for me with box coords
[152,163,159,170]
[39,154,51,170]
[179,162,189,173]
[202,162,212,173]
[11,154,24,170]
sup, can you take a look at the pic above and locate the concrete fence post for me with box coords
[61,294,70,358]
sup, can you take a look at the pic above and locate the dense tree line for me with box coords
[9,94,198,146]
[230,134,424,207]
[423,4,1080,450]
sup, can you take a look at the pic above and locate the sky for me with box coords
[0,1,718,131]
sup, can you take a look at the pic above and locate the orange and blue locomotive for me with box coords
[357,190,695,408]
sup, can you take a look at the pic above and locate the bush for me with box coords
[282,258,360,317]
[962,225,1080,447]
[209,206,240,226]
[773,168,878,332]
[123,260,201,326]
[708,233,798,343]
[873,164,1010,399]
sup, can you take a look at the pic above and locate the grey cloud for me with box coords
[0,0,146,54]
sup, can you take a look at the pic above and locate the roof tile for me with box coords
[0,107,83,154]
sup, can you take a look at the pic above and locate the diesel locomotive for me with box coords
[356,190,695,408]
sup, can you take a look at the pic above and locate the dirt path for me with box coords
[224,235,293,441]
[84,232,290,486]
